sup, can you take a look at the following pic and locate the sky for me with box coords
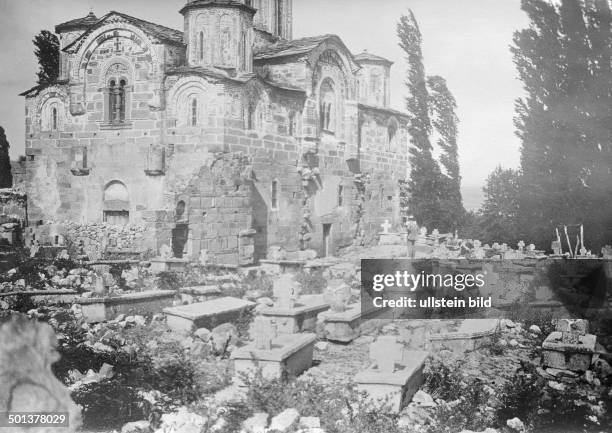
[0,0,529,210]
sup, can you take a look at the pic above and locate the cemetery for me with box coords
[1,220,612,433]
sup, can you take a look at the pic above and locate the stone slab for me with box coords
[428,319,500,352]
[355,350,429,413]
[0,289,79,305]
[179,285,222,299]
[231,333,316,381]
[163,296,255,332]
[76,290,175,323]
[317,303,362,342]
[150,258,190,274]
[261,295,329,333]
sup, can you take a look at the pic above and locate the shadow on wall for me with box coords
[251,183,268,262]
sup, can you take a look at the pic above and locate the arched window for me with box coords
[198,31,204,61]
[388,121,397,144]
[246,103,256,129]
[239,31,248,70]
[51,107,58,130]
[190,97,198,126]
[319,78,336,132]
[271,179,279,209]
[103,180,129,225]
[219,15,233,66]
[108,79,127,123]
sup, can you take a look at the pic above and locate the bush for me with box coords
[295,269,327,295]
[236,371,410,433]
[506,301,555,336]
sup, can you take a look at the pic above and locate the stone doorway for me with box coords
[322,223,332,257]
[172,223,189,259]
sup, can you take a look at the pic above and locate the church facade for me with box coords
[21,0,410,264]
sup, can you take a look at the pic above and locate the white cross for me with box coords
[370,336,403,373]
[380,219,392,234]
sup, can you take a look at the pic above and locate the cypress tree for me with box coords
[33,30,59,85]
[427,75,464,230]
[397,10,445,231]
[0,127,12,188]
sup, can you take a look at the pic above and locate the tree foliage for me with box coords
[33,30,59,85]
[397,10,464,232]
[479,166,521,245]
[513,0,612,250]
[0,127,12,188]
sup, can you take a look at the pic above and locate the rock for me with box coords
[592,358,612,378]
[546,368,578,379]
[381,324,397,334]
[211,417,227,432]
[506,417,525,431]
[133,315,146,326]
[194,327,212,342]
[0,315,83,431]
[299,416,320,428]
[156,408,207,433]
[509,339,518,347]
[502,319,517,329]
[268,408,300,432]
[257,297,274,307]
[547,380,566,391]
[121,420,150,433]
[181,294,195,304]
[190,340,210,358]
[211,323,238,355]
[584,370,594,384]
[315,342,328,351]
[81,291,93,298]
[114,314,126,323]
[242,412,269,433]
[499,339,508,346]
[529,325,541,334]
[98,363,114,379]
[412,390,436,407]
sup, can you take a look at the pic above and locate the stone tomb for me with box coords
[428,319,500,353]
[355,336,429,413]
[163,296,255,332]
[260,274,329,333]
[317,303,362,342]
[317,279,361,342]
[542,319,596,372]
[231,317,316,381]
[76,290,175,323]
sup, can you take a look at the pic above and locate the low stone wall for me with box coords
[24,221,155,260]
[0,189,27,222]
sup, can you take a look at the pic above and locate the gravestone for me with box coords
[272,274,300,309]
[262,275,329,335]
[355,337,429,413]
[542,319,595,372]
[253,316,278,351]
[231,329,316,381]
[323,279,352,313]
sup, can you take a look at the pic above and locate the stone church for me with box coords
[21,0,410,264]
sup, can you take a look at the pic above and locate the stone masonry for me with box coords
[21,0,410,264]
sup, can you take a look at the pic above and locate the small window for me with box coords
[51,107,58,130]
[246,103,255,129]
[388,122,397,144]
[288,111,297,136]
[337,185,344,207]
[198,31,204,61]
[271,179,279,209]
[108,79,127,123]
[190,98,198,126]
